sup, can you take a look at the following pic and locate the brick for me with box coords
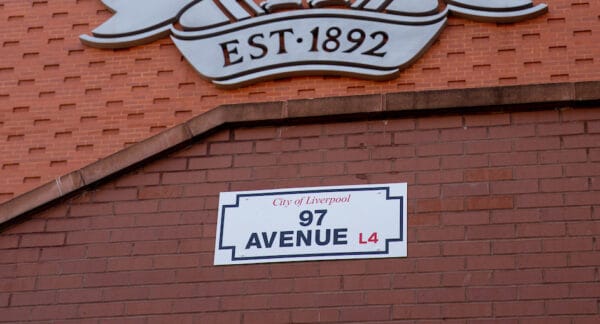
[102,286,150,301]
[11,290,56,306]
[492,269,542,285]
[3,219,45,234]
[570,283,600,298]
[542,177,588,193]
[244,278,294,295]
[544,268,596,283]
[30,304,78,321]
[516,193,564,208]
[489,151,537,166]
[442,182,489,197]
[443,211,490,226]
[144,158,187,173]
[20,233,65,247]
[546,299,598,315]
[347,133,392,147]
[465,140,512,154]
[37,275,83,289]
[364,290,415,305]
[126,300,173,315]
[512,110,560,124]
[543,237,594,252]
[339,306,391,322]
[489,124,535,138]
[494,301,545,316]
[566,192,600,206]
[256,139,300,152]
[464,168,513,182]
[79,302,125,318]
[70,202,113,217]
[563,134,600,148]
[343,274,390,291]
[441,127,488,142]
[417,142,463,156]
[234,153,279,167]
[569,252,600,266]
[209,141,252,155]
[467,224,515,240]
[116,173,160,187]
[537,122,585,136]
[517,253,567,268]
[393,272,441,288]
[66,229,111,244]
[491,179,538,194]
[87,242,133,257]
[221,294,270,310]
[114,200,158,214]
[300,136,345,151]
[132,240,178,255]
[107,256,153,271]
[441,271,492,287]
[415,256,465,272]
[518,283,569,300]
[515,165,563,179]
[325,121,372,135]
[441,302,492,318]
[516,222,566,238]
[418,115,463,129]
[410,242,441,257]
[234,126,278,140]
[243,310,290,324]
[540,149,587,164]
[0,235,19,249]
[565,163,600,177]
[416,287,465,303]
[393,304,441,319]
[45,218,90,232]
[394,130,439,144]
[466,196,513,210]
[60,259,107,274]
[466,286,516,301]
[92,188,138,202]
[540,206,592,221]
[39,246,85,261]
[441,155,488,169]
[493,239,541,254]
[568,221,600,236]
[194,313,242,324]
[443,241,490,256]
[161,170,206,184]
[465,113,510,126]
[370,146,415,159]
[467,255,516,270]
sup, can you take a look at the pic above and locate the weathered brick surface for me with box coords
[0,0,599,202]
[1,106,600,322]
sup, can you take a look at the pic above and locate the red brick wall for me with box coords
[1,106,600,322]
[1,0,599,201]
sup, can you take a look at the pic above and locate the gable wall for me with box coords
[1,105,600,323]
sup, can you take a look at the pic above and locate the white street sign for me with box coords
[214,183,407,265]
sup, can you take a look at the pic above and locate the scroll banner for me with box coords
[214,183,407,265]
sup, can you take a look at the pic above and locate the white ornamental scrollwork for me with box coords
[81,0,548,88]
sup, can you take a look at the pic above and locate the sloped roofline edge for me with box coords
[1,81,598,227]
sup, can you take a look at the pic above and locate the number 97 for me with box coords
[299,209,328,226]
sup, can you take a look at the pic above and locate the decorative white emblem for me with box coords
[81,0,547,88]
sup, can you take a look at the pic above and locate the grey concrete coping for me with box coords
[0,81,598,226]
